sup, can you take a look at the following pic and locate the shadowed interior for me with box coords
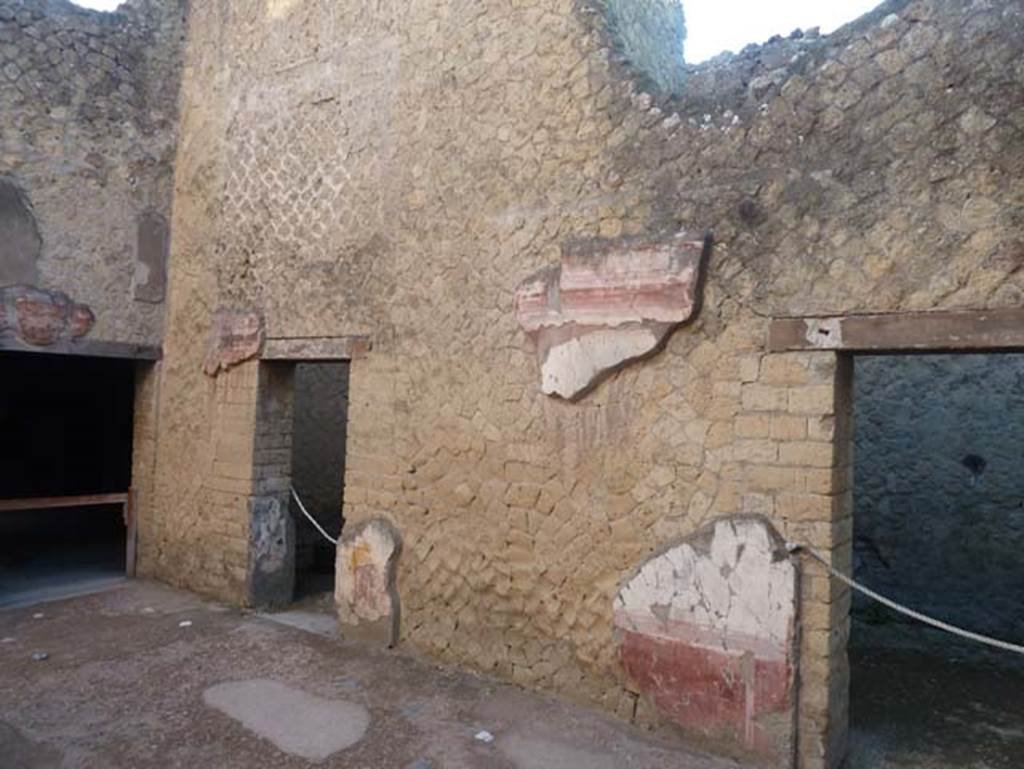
[0,353,134,607]
[849,353,1024,769]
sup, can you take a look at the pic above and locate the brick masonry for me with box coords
[129,1,1024,768]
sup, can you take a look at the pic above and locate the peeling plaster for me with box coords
[614,516,798,763]
[515,231,709,399]
[335,518,402,647]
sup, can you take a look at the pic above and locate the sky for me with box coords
[71,0,882,63]
[73,0,122,9]
[684,0,883,61]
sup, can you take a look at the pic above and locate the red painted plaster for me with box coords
[620,628,793,759]
[0,285,95,347]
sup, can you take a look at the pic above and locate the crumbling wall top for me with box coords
[584,0,688,96]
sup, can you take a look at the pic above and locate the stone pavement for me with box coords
[0,580,742,769]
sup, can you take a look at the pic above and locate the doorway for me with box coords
[0,352,135,607]
[847,353,1024,768]
[289,361,349,601]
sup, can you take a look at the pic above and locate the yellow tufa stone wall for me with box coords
[145,1,1024,767]
[140,359,259,601]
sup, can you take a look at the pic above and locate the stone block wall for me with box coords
[853,353,1024,641]
[0,0,184,347]
[149,1,1024,767]
[140,360,257,601]
[130,359,160,566]
[247,362,296,606]
[693,348,854,767]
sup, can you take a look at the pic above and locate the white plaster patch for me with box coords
[266,0,302,19]
[203,679,370,760]
[541,326,659,399]
[803,317,842,349]
[260,610,340,639]
[614,518,796,655]
[133,260,152,290]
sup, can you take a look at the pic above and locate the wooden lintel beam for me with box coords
[0,337,162,360]
[262,335,371,361]
[768,308,1024,353]
[0,493,130,512]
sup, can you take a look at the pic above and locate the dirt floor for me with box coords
[848,623,1024,769]
[0,580,741,769]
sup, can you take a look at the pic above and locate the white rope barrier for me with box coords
[289,486,338,546]
[788,542,1024,656]
[289,489,1023,655]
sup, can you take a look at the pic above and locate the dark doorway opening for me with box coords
[848,353,1024,769]
[289,361,349,602]
[0,352,135,608]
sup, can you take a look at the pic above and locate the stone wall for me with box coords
[148,1,1024,767]
[595,0,687,94]
[853,354,1024,641]
[0,0,184,348]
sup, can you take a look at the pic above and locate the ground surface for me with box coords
[848,623,1024,769]
[0,580,740,769]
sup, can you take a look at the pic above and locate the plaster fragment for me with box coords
[0,178,41,285]
[335,517,402,647]
[613,516,798,763]
[203,310,264,376]
[514,231,709,399]
[0,285,95,347]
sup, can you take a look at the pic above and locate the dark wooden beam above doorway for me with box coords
[768,308,1024,354]
[262,335,371,361]
[0,337,161,360]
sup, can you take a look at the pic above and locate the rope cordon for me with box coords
[288,493,1024,655]
[788,542,1024,656]
[290,486,339,545]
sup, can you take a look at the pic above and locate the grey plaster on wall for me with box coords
[0,0,184,345]
[247,495,295,609]
[134,212,169,303]
[853,354,1024,641]
[0,177,41,285]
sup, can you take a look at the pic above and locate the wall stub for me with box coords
[335,517,402,647]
